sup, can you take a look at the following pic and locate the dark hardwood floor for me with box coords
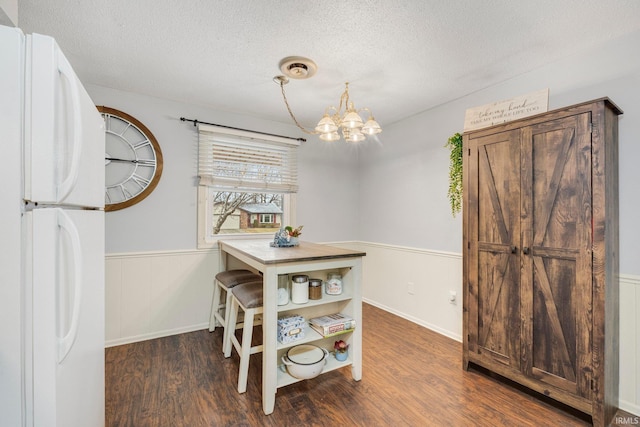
[106,303,635,426]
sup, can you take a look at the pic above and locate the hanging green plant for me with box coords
[445,132,463,217]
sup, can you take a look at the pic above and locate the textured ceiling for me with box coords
[16,0,640,129]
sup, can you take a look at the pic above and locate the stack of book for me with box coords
[309,313,355,337]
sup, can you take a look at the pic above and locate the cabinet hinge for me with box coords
[468,148,471,156]
[589,122,594,134]
[591,379,595,391]
[467,241,471,249]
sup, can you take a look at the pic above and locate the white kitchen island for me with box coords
[218,239,365,415]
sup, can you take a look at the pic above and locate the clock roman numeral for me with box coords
[104,115,112,131]
[133,139,151,149]
[131,173,151,187]
[136,159,156,166]
[119,184,134,200]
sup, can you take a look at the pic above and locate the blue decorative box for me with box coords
[277,314,305,344]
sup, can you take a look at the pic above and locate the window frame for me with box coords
[196,124,300,249]
[197,187,296,248]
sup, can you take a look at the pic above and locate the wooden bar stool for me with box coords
[224,280,264,393]
[209,269,262,348]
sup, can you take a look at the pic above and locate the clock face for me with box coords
[97,106,163,212]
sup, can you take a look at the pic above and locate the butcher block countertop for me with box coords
[217,239,366,265]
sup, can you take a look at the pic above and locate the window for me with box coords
[197,124,299,248]
[203,189,286,235]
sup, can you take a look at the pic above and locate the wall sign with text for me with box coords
[463,89,549,132]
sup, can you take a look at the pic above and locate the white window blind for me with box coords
[198,124,300,193]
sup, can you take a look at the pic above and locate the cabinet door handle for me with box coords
[522,247,530,255]
[510,245,517,254]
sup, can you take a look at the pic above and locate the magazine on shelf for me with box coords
[309,324,355,338]
[309,313,356,336]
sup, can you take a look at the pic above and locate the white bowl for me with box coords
[282,344,328,379]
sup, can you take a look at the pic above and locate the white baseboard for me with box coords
[619,400,640,418]
[105,323,209,348]
[363,297,462,342]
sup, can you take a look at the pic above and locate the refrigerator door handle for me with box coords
[56,209,83,363]
[56,54,83,204]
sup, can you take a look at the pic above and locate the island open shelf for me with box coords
[218,239,365,415]
[277,354,353,389]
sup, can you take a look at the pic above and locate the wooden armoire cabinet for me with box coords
[462,98,621,426]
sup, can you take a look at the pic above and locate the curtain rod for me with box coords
[179,117,306,143]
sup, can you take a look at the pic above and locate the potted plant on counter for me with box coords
[285,225,303,245]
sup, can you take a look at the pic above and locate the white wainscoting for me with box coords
[347,241,463,341]
[105,249,219,347]
[619,274,640,415]
[104,243,639,414]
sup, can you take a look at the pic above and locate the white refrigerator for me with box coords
[0,25,106,426]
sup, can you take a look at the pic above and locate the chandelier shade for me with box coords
[340,107,364,129]
[344,128,366,143]
[314,114,339,133]
[361,117,382,135]
[319,131,341,142]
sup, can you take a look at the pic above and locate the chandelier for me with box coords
[274,56,382,143]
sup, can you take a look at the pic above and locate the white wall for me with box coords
[357,242,462,341]
[87,85,361,253]
[0,0,18,26]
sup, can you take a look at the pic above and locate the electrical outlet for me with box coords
[407,282,415,295]
[449,290,457,304]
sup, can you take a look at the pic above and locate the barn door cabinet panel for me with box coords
[462,98,621,427]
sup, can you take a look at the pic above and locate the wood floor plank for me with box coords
[105,303,634,426]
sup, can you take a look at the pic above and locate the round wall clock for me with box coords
[97,106,163,212]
